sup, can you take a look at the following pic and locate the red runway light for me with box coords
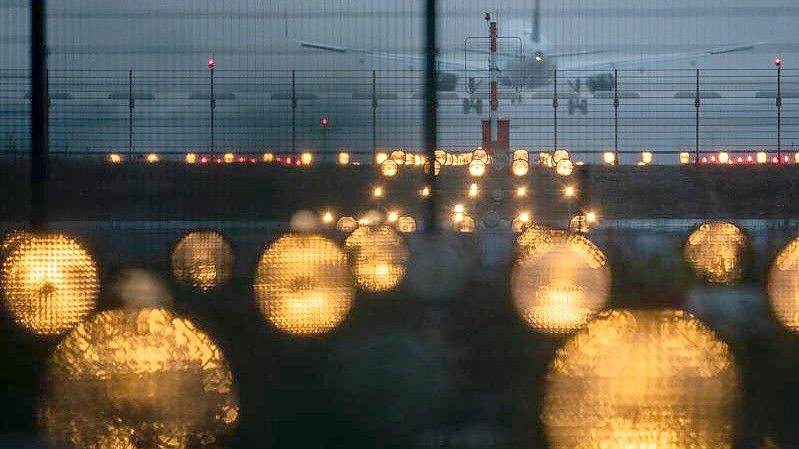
[320,117,329,126]
[200,157,208,164]
[250,158,257,164]
[208,58,216,69]
[776,55,782,67]
[701,157,708,163]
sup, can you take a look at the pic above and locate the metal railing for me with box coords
[1,68,797,164]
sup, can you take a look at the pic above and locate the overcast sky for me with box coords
[1,0,797,70]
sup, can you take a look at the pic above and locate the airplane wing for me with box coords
[557,43,765,71]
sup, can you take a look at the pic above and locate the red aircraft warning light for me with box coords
[207,57,216,69]
[775,55,782,67]
[320,117,329,126]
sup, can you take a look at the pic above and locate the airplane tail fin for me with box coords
[532,0,541,43]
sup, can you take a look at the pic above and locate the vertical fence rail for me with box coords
[30,0,48,230]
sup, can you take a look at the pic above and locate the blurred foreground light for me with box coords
[108,267,173,310]
[768,237,799,332]
[300,152,313,165]
[321,211,335,224]
[453,204,465,214]
[40,309,239,449]
[585,211,597,223]
[454,215,475,233]
[171,231,234,291]
[468,183,479,198]
[381,159,399,177]
[513,149,530,162]
[1,234,98,336]
[358,209,385,227]
[185,152,197,164]
[569,215,590,234]
[375,151,389,165]
[679,151,691,164]
[397,216,417,233]
[684,222,747,285]
[543,309,737,449]
[254,234,354,335]
[563,185,575,198]
[603,151,616,165]
[391,150,406,165]
[223,152,235,164]
[372,186,384,198]
[338,151,350,165]
[290,209,322,233]
[512,232,609,334]
[516,186,527,198]
[387,211,400,223]
[345,225,408,292]
[552,149,569,164]
[472,148,489,163]
[512,159,529,177]
[555,159,573,176]
[795,152,799,164]
[336,216,358,233]
[539,152,554,167]
[262,152,274,163]
[145,152,159,163]
[756,151,768,164]
[469,159,486,177]
[107,153,122,164]
[420,186,431,198]
[639,151,653,165]
[719,151,730,164]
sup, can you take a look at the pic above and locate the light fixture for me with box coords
[145,153,159,163]
[171,230,234,291]
[396,216,417,233]
[453,204,465,214]
[254,234,354,335]
[543,309,737,449]
[372,186,384,198]
[1,234,99,335]
[679,152,691,164]
[602,151,616,166]
[338,151,350,165]
[300,152,313,165]
[381,159,399,177]
[223,152,235,163]
[375,151,389,165]
[468,159,486,177]
[552,149,570,163]
[585,211,597,223]
[640,151,654,165]
[107,153,122,164]
[420,186,430,197]
[336,216,358,233]
[718,151,730,164]
[468,183,479,198]
[185,152,197,164]
[556,159,573,176]
[516,186,527,198]
[387,210,400,223]
[756,151,768,164]
[344,225,409,293]
[563,185,575,198]
[322,211,335,224]
[391,150,406,165]
[40,308,239,449]
[263,152,274,163]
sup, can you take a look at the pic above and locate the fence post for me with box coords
[128,69,134,158]
[291,70,297,156]
[209,61,216,153]
[776,57,782,161]
[31,0,48,231]
[553,69,558,152]
[694,69,701,163]
[424,0,439,231]
[372,70,378,160]
[613,69,619,160]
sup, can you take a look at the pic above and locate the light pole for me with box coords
[776,55,783,162]
[208,56,216,153]
[31,0,48,231]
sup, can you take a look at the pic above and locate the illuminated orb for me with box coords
[171,231,234,291]
[381,159,399,177]
[552,149,569,163]
[543,309,738,449]
[336,216,358,233]
[391,150,406,165]
[512,159,529,177]
[40,308,239,449]
[344,225,409,293]
[768,237,799,331]
[468,159,486,177]
[555,159,573,177]
[254,234,354,335]
[338,151,350,165]
[683,222,747,284]
[396,216,417,233]
[512,232,609,333]
[1,234,99,336]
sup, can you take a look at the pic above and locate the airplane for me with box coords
[287,0,762,115]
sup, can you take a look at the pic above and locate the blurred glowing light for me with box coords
[40,309,239,449]
[512,159,529,177]
[563,185,575,198]
[322,211,335,224]
[290,209,322,232]
[511,233,609,334]
[719,151,730,164]
[472,148,489,163]
[556,159,573,176]
[338,151,350,165]
[381,159,399,177]
[372,186,384,198]
[756,151,768,164]
[768,236,799,332]
[336,216,358,233]
[543,309,738,449]
[300,152,313,165]
[679,152,691,164]
[455,215,475,233]
[569,215,590,233]
[255,234,353,334]
[468,183,479,198]
[516,186,527,198]
[223,152,235,163]
[184,152,197,164]
[171,231,234,291]
[453,204,465,214]
[397,216,417,233]
[1,234,98,335]
[603,151,616,165]
[387,211,400,223]
[585,211,597,223]
[518,211,531,223]
[795,152,799,164]
[145,153,159,163]
[375,151,389,165]
[107,153,122,164]
[639,151,653,165]
[345,225,409,292]
[420,186,430,197]
[262,152,274,163]
[552,149,569,163]
[513,149,530,162]
[391,150,406,165]
[469,159,486,177]
[684,221,747,284]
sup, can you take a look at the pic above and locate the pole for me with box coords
[128,69,134,158]
[372,70,377,159]
[695,69,700,164]
[613,69,619,159]
[291,70,297,155]
[553,69,558,152]
[209,65,216,153]
[31,0,48,231]
[487,18,498,144]
[424,0,439,231]
[777,60,782,162]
